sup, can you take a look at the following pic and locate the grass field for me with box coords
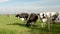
[0,15,60,34]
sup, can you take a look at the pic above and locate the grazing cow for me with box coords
[46,12,59,24]
[15,13,29,22]
[46,12,59,31]
[53,13,60,24]
[26,13,38,27]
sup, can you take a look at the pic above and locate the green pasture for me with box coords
[0,15,60,34]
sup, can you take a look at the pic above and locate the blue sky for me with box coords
[0,0,60,14]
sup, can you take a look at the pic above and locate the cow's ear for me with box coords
[37,14,40,16]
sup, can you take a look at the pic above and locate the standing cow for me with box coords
[37,12,47,28]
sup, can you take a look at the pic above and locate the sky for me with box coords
[0,0,60,14]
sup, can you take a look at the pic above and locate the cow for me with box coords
[26,13,38,27]
[38,12,59,28]
[15,13,29,22]
[37,12,59,31]
[38,12,47,28]
[46,12,59,24]
[46,12,59,31]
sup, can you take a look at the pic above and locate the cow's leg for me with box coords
[41,23,44,28]
[32,20,37,27]
[47,15,51,31]
[40,18,44,28]
[24,20,26,23]
[43,23,46,28]
[47,18,50,31]
[41,19,46,28]
[41,23,46,28]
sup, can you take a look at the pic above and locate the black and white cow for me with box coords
[26,13,38,27]
[15,13,29,22]
[38,12,47,28]
[46,12,59,24]
[39,12,59,28]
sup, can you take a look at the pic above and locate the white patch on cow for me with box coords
[20,18,25,21]
[42,19,47,23]
[46,12,57,18]
[41,18,47,28]
[40,13,43,18]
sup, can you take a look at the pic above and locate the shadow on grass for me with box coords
[7,23,27,27]
[7,22,37,27]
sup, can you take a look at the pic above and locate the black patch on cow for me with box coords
[42,14,46,19]
[52,14,58,24]
[58,18,59,20]
[15,13,29,20]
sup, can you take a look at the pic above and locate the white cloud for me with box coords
[0,0,9,3]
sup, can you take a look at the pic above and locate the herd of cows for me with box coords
[15,13,38,27]
[15,12,60,31]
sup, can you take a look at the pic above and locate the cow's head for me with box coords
[15,14,19,17]
[52,12,59,21]
[40,13,47,19]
